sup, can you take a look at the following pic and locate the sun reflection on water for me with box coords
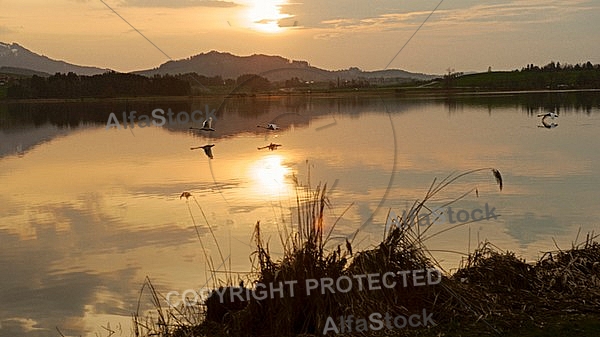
[249,154,292,198]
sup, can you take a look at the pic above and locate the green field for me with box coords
[447,69,600,90]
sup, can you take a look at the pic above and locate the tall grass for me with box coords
[210,168,504,335]
[131,168,600,335]
[131,192,231,337]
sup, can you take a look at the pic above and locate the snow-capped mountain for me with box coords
[0,42,109,76]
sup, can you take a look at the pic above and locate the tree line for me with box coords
[3,70,281,99]
[520,61,598,72]
[6,71,194,99]
[5,60,599,99]
[452,61,600,90]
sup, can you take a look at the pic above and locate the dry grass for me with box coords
[132,168,600,336]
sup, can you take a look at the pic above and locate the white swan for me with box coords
[190,117,215,132]
[539,118,558,129]
[257,123,279,130]
[537,111,558,120]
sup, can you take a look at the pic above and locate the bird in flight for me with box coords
[537,111,558,121]
[257,143,282,151]
[537,111,559,129]
[191,144,215,159]
[539,119,558,129]
[190,117,215,132]
[257,123,279,130]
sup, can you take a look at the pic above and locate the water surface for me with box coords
[1,91,599,336]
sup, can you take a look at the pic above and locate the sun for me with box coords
[245,0,292,33]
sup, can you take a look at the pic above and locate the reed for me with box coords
[132,168,600,336]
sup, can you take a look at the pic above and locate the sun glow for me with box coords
[249,155,292,197]
[245,0,292,33]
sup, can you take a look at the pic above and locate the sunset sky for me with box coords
[1,0,599,74]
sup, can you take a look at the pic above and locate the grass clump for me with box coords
[133,168,600,336]
[186,169,505,336]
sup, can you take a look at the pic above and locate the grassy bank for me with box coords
[133,170,600,337]
[425,68,600,92]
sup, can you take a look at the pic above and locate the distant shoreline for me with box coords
[1,88,599,104]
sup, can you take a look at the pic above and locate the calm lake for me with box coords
[1,91,599,337]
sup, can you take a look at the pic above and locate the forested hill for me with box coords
[134,50,435,82]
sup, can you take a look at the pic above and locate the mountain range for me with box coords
[0,42,436,82]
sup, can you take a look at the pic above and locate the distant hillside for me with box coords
[0,42,109,76]
[0,66,50,77]
[134,51,436,82]
[0,42,435,82]
[335,67,435,81]
[448,62,600,90]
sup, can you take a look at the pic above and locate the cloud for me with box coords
[435,0,594,25]
[310,0,596,34]
[318,10,433,32]
[118,0,239,8]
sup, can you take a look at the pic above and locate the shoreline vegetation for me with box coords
[134,170,600,337]
[0,90,445,103]
[1,61,599,102]
[1,88,599,105]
